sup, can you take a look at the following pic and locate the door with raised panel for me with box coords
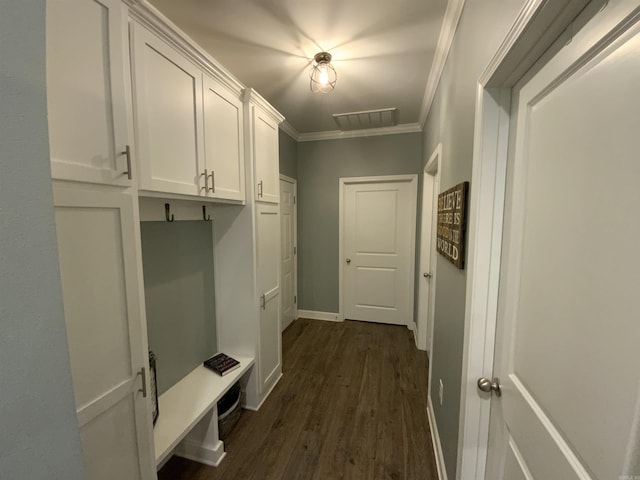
[131,22,205,196]
[53,182,154,480]
[342,176,417,326]
[202,76,245,202]
[47,0,132,185]
[486,7,640,479]
[279,177,296,331]
[256,204,281,393]
[253,110,279,204]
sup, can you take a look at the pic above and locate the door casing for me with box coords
[417,145,441,352]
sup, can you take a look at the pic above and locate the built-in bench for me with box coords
[154,356,255,468]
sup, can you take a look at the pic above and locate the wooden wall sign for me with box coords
[437,181,469,269]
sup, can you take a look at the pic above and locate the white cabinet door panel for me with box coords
[256,204,281,393]
[54,182,154,480]
[47,0,131,186]
[203,76,245,202]
[132,23,204,196]
[259,293,280,392]
[253,111,279,204]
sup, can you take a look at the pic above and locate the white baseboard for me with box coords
[409,321,418,347]
[174,438,226,467]
[428,395,448,480]
[297,309,343,322]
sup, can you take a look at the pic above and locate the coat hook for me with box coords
[202,205,211,221]
[165,203,174,222]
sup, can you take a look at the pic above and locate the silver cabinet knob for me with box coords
[423,272,431,278]
[477,377,502,396]
[346,258,351,264]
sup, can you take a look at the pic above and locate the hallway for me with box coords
[159,318,438,479]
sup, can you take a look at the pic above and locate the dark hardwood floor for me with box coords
[158,318,438,480]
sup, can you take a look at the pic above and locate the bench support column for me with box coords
[174,406,226,467]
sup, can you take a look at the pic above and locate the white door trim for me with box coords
[338,174,418,325]
[417,144,441,352]
[456,0,605,478]
[280,174,298,324]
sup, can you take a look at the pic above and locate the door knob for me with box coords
[346,258,351,264]
[477,377,502,396]
[423,272,432,278]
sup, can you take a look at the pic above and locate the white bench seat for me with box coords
[153,356,254,467]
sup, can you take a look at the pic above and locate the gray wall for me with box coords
[140,221,217,395]
[297,133,422,312]
[279,129,298,179]
[0,1,87,478]
[422,1,527,477]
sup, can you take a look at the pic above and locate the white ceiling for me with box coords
[148,0,449,136]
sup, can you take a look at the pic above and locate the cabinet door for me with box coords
[256,204,281,393]
[47,0,132,186]
[131,23,205,196]
[53,182,154,480]
[253,109,280,204]
[203,76,245,202]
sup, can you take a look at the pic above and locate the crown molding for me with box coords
[419,0,466,128]
[279,121,300,141]
[297,123,422,143]
[125,0,245,96]
[242,88,285,124]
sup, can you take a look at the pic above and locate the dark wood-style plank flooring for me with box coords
[158,318,438,480]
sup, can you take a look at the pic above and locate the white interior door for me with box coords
[280,177,297,332]
[417,148,440,351]
[341,176,417,326]
[486,8,640,480]
[53,182,154,479]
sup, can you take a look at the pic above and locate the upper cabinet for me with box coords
[244,90,284,204]
[130,22,205,197]
[47,0,133,186]
[203,76,245,202]
[130,22,247,203]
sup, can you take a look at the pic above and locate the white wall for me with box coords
[0,1,86,478]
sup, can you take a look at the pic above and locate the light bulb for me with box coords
[319,66,329,85]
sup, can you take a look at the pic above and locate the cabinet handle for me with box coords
[121,145,132,180]
[201,169,209,192]
[209,171,215,193]
[137,367,147,398]
[258,180,263,198]
[260,294,266,310]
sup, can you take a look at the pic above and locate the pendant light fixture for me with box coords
[309,52,337,93]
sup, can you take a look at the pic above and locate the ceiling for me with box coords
[148,0,449,137]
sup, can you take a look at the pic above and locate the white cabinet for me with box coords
[53,182,154,480]
[244,89,284,204]
[131,22,205,197]
[202,75,245,202]
[47,0,133,186]
[131,23,246,203]
[256,204,282,393]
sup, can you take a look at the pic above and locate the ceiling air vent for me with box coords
[332,108,398,131]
